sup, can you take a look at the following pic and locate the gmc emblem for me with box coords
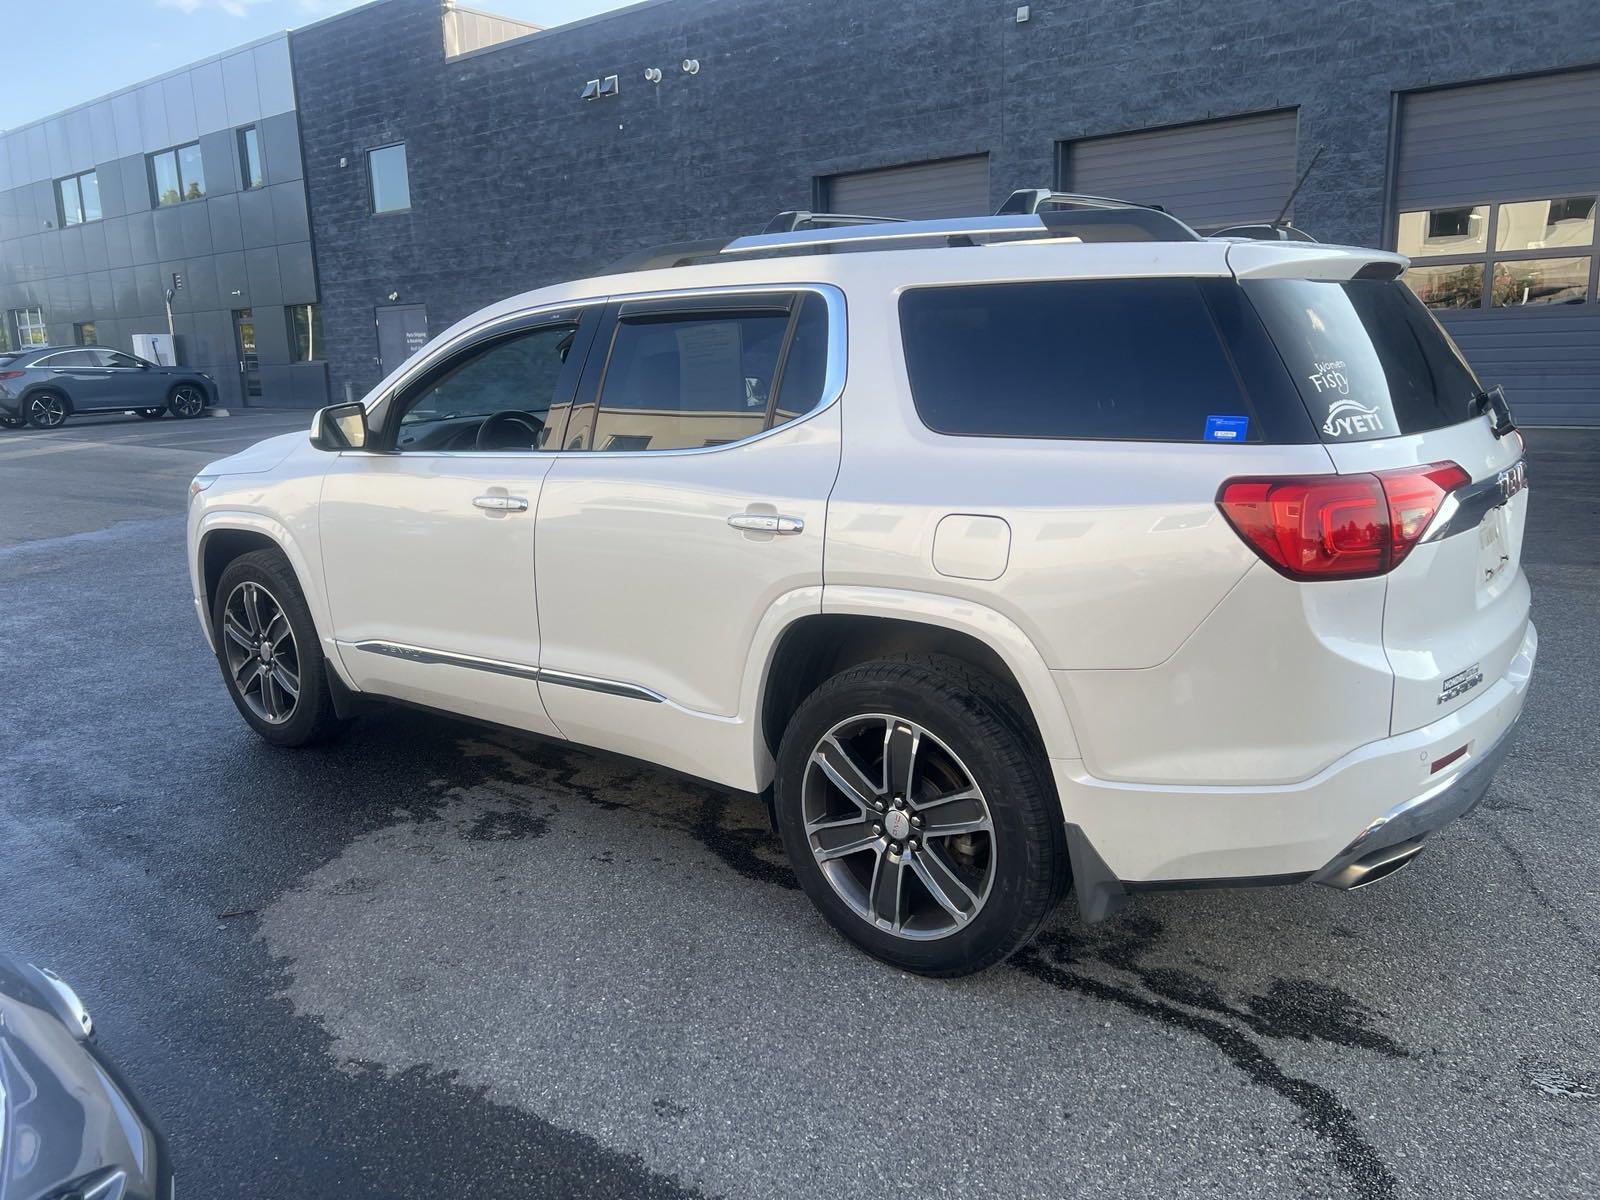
[1498,460,1527,502]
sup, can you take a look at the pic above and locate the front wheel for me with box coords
[168,384,206,419]
[774,656,1067,976]
[211,549,347,747]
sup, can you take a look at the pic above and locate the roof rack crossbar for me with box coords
[762,211,907,234]
[997,188,1171,215]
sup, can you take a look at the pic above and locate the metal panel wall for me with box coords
[822,156,990,220]
[1062,110,1300,231]
[1395,69,1600,426]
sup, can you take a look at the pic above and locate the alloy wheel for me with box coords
[171,386,205,418]
[221,581,301,724]
[801,713,996,940]
[28,394,66,428]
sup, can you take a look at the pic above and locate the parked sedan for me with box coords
[0,346,214,429]
[0,955,174,1199]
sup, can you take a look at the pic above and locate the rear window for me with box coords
[899,279,1264,443]
[1241,278,1482,442]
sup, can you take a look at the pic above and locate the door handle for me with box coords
[473,495,529,512]
[727,513,804,534]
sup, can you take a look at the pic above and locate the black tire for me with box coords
[0,412,22,429]
[136,408,165,419]
[774,654,1067,976]
[167,384,206,419]
[24,390,68,429]
[211,548,347,748]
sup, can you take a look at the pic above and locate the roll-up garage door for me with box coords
[822,155,990,220]
[1393,68,1600,426]
[1061,110,1299,231]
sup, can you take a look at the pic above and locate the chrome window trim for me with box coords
[346,640,665,703]
[361,282,846,462]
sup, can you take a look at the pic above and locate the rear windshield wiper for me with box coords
[1473,386,1517,439]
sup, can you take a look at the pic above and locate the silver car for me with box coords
[0,345,215,429]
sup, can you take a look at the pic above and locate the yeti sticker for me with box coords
[1322,397,1385,438]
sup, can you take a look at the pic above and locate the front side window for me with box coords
[1399,195,1597,310]
[582,296,827,452]
[368,143,411,214]
[149,143,206,206]
[395,322,580,452]
[900,279,1254,442]
[288,304,324,362]
[55,170,101,226]
[98,350,145,368]
[1242,278,1481,442]
[12,307,47,347]
[238,126,265,190]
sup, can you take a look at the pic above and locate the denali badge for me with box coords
[1322,398,1385,438]
[1498,460,1527,502]
[1438,663,1484,705]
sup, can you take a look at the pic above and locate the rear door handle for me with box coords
[728,513,804,534]
[473,495,529,512]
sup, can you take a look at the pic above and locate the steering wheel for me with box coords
[475,410,545,452]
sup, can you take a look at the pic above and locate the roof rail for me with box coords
[762,211,907,234]
[996,188,1168,215]
[599,188,1203,273]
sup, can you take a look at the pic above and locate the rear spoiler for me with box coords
[1225,241,1408,281]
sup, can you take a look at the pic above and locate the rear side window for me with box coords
[899,280,1259,442]
[587,293,828,452]
[1241,278,1482,442]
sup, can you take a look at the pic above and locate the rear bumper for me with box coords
[1054,620,1535,919]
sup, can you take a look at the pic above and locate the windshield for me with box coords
[1242,278,1483,442]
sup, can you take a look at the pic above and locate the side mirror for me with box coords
[310,401,370,451]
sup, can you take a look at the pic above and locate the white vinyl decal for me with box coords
[1322,397,1385,438]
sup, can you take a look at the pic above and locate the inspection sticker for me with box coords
[1204,414,1250,442]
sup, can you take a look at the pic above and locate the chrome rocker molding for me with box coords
[346,640,666,703]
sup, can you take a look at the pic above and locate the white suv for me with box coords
[187,195,1535,975]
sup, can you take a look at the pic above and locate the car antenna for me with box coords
[1273,145,1325,231]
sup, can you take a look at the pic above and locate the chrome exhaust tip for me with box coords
[1320,837,1426,890]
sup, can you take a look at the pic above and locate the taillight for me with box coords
[0,370,24,380]
[1217,461,1469,581]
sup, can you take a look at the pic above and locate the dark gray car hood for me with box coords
[0,955,170,1200]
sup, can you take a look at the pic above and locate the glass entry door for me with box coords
[233,308,261,403]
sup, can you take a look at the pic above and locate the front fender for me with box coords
[190,503,349,687]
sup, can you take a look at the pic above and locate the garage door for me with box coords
[1061,110,1299,231]
[1394,68,1600,426]
[822,155,989,220]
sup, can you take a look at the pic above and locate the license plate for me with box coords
[1479,508,1511,583]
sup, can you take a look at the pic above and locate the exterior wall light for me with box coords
[681,58,700,74]
[644,67,662,83]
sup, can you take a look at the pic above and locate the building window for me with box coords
[288,304,325,361]
[1398,196,1598,311]
[56,170,102,226]
[238,126,265,190]
[12,307,48,347]
[74,321,97,346]
[368,143,411,214]
[149,142,207,206]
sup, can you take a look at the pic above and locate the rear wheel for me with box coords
[212,549,347,747]
[168,384,206,419]
[24,391,67,429]
[774,655,1066,975]
[136,408,165,419]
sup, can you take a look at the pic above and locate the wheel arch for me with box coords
[193,514,344,685]
[755,588,1080,765]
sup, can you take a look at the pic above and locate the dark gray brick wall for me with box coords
[292,0,1600,403]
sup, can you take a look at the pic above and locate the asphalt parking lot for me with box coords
[1,409,1596,1199]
